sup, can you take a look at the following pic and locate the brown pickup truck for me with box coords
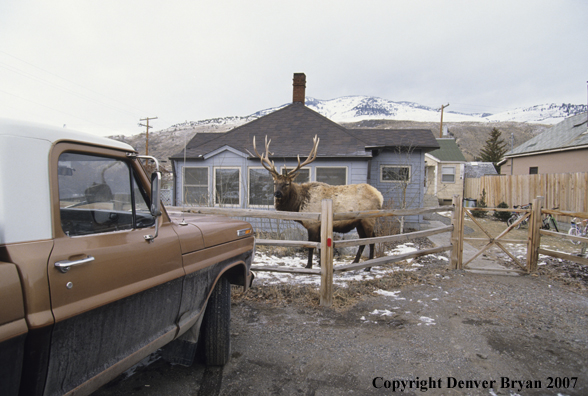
[0,119,255,396]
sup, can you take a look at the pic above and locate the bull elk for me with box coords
[252,135,384,270]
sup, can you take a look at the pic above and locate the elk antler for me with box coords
[252,135,279,176]
[285,135,320,177]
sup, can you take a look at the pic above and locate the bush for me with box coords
[471,189,487,218]
[494,202,511,222]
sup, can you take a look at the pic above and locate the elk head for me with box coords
[252,135,320,201]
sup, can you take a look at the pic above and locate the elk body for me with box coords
[253,135,384,269]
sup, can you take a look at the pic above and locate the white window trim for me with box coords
[441,166,456,183]
[248,167,275,208]
[279,166,312,182]
[315,166,348,185]
[213,167,241,207]
[380,165,412,183]
[183,166,209,205]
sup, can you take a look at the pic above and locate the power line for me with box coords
[0,88,121,132]
[0,50,148,116]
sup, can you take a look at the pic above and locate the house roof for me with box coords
[504,112,588,158]
[426,138,467,162]
[171,103,439,160]
[464,162,498,178]
[349,129,440,151]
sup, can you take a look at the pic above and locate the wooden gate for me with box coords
[451,196,588,273]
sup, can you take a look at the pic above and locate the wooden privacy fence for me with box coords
[177,202,458,306]
[464,172,588,215]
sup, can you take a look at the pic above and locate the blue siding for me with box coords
[173,149,425,229]
[174,154,372,208]
[370,149,425,225]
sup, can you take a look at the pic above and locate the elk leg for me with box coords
[357,221,376,272]
[363,243,376,272]
[305,247,314,269]
[353,245,366,263]
[306,228,320,269]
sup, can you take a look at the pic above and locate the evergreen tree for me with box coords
[479,128,507,172]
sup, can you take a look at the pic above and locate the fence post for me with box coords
[320,199,334,307]
[527,196,543,272]
[450,195,463,269]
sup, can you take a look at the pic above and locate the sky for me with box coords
[1,0,587,136]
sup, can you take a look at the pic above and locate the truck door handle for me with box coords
[55,256,95,273]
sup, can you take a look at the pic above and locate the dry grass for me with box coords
[232,238,442,311]
[232,270,428,310]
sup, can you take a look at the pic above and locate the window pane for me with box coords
[249,168,274,206]
[316,168,346,185]
[184,167,208,205]
[185,186,209,205]
[58,153,135,236]
[293,168,310,183]
[215,169,240,205]
[133,176,156,228]
[185,167,207,185]
[441,166,455,183]
[382,166,410,181]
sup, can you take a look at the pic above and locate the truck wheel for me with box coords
[201,277,231,366]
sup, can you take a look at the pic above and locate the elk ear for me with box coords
[290,172,299,182]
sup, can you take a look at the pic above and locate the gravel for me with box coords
[95,217,588,396]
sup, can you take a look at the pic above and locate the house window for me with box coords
[214,167,240,206]
[529,167,538,174]
[316,167,347,185]
[381,165,410,182]
[249,168,274,207]
[183,167,209,205]
[280,167,310,183]
[441,166,456,183]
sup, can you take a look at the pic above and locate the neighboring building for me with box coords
[170,73,439,229]
[424,138,467,205]
[499,112,588,175]
[464,162,498,179]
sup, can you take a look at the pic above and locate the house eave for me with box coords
[425,153,467,163]
[502,144,588,161]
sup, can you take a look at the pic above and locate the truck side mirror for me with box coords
[150,171,162,217]
[136,154,163,242]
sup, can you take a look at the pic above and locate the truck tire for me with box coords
[201,277,231,366]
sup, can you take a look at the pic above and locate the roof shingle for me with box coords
[171,103,439,160]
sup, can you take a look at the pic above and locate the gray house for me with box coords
[170,74,439,229]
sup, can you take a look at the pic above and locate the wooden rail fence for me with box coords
[171,194,588,306]
[175,203,456,306]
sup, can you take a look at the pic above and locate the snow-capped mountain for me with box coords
[161,96,587,134]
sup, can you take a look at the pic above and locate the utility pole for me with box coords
[139,117,158,155]
[438,103,449,138]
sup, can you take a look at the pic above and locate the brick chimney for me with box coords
[292,73,306,104]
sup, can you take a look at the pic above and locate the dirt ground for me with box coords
[95,216,588,396]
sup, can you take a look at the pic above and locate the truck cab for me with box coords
[0,119,254,396]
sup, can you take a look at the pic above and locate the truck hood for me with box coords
[169,212,253,254]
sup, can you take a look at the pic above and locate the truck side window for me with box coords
[58,152,155,236]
